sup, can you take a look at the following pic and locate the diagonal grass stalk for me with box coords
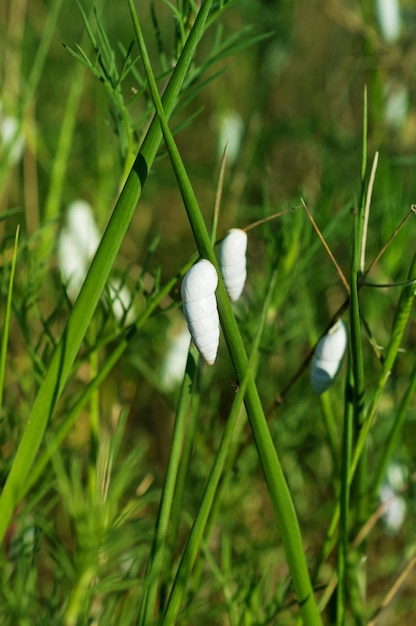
[157,149,231,607]
[152,153,231,609]
[162,270,278,625]
[155,152,230,603]
[0,0,215,544]
[130,6,323,624]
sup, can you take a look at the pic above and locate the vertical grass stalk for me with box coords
[336,361,354,625]
[347,90,369,618]
[87,322,100,502]
[137,342,196,626]
[0,226,20,411]
[160,361,202,601]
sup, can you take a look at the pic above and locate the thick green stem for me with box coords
[131,7,322,624]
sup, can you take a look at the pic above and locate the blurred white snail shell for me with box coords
[311,320,348,395]
[181,259,220,365]
[217,228,247,301]
[58,200,100,301]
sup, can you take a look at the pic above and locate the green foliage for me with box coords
[1,0,416,624]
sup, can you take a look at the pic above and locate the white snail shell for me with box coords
[311,320,348,395]
[181,259,220,365]
[217,228,247,301]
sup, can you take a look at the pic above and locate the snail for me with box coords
[58,200,100,301]
[311,320,348,395]
[217,228,247,301]
[181,259,220,365]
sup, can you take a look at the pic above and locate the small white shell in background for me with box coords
[160,324,191,392]
[311,319,348,395]
[379,461,408,535]
[58,200,100,301]
[379,484,406,535]
[216,109,244,166]
[181,259,220,365]
[0,108,25,165]
[217,228,247,301]
[376,0,401,43]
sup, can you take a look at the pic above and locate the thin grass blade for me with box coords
[0,226,19,412]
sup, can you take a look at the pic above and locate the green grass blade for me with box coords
[350,255,416,477]
[361,87,367,183]
[371,361,416,498]
[0,0,64,191]
[75,0,98,52]
[131,10,322,624]
[346,95,370,620]
[26,0,64,103]
[162,361,201,572]
[0,226,20,412]
[349,208,366,521]
[336,360,353,625]
[351,252,416,483]
[137,341,195,626]
[93,6,117,79]
[0,0,214,544]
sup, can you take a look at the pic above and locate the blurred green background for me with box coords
[1,0,416,623]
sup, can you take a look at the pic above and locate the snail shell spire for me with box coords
[218,228,247,301]
[181,259,220,365]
